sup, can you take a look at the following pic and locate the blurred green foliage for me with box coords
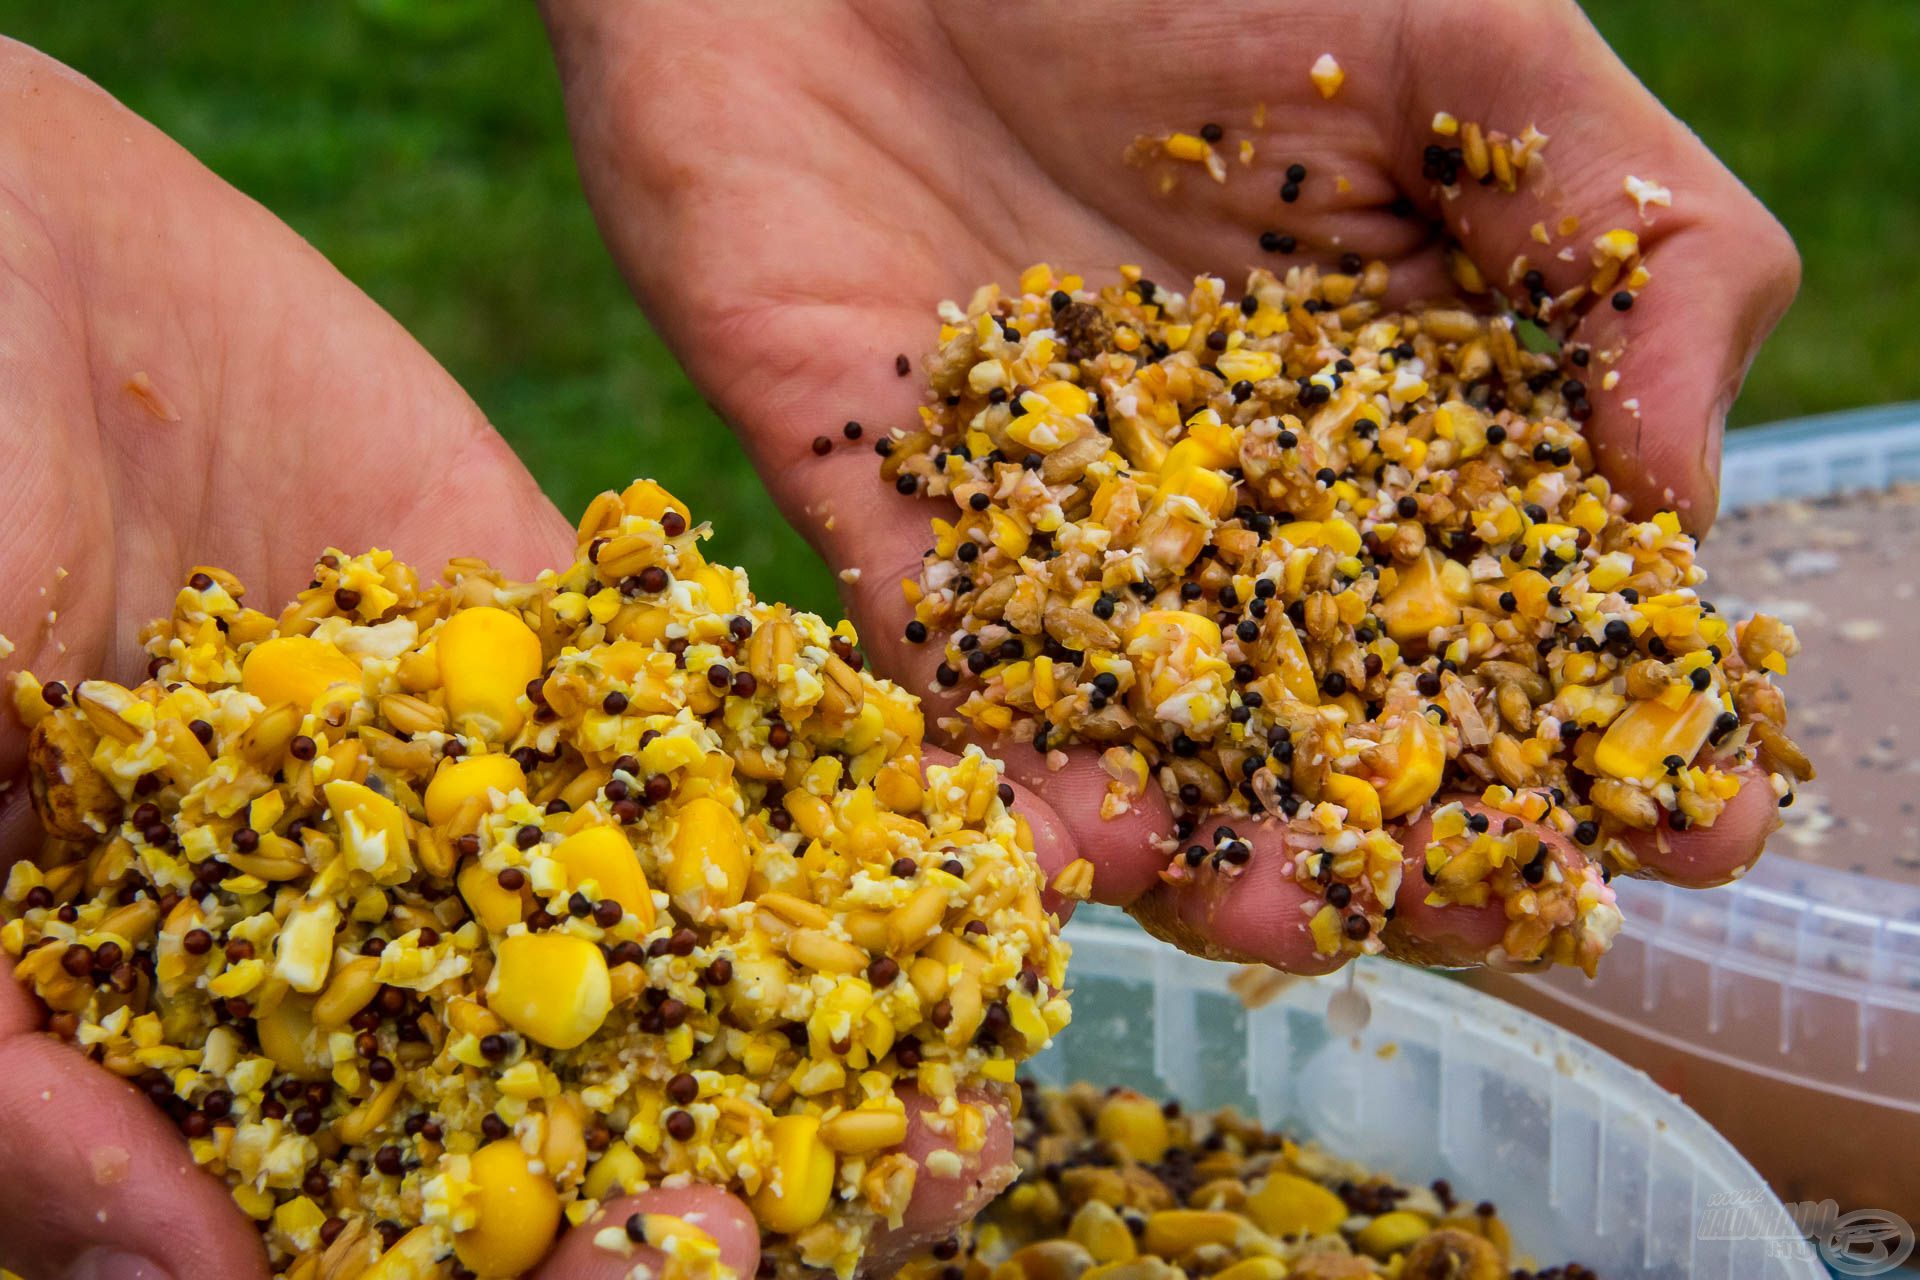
[2,1,1914,614]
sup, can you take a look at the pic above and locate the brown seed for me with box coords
[665,1110,696,1142]
[667,1072,699,1105]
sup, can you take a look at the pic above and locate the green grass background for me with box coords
[4,1,1915,617]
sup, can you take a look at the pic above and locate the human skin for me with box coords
[0,39,1009,1280]
[540,0,1801,971]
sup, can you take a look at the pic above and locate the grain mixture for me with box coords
[883,260,1811,974]
[1,480,1070,1279]
[898,1082,1596,1280]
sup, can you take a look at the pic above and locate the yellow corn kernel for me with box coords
[1162,436,1237,480]
[694,562,739,614]
[621,478,691,524]
[752,1115,836,1233]
[241,635,362,712]
[1246,1171,1348,1238]
[1374,713,1446,819]
[1356,1210,1433,1259]
[1593,693,1719,782]
[583,1140,645,1201]
[874,760,924,814]
[488,932,611,1050]
[458,860,526,934]
[1213,1261,1287,1280]
[1095,1090,1170,1163]
[1155,465,1235,520]
[255,994,326,1079]
[1323,774,1382,829]
[454,1140,563,1277]
[312,956,381,1028]
[437,606,542,741]
[1164,132,1211,162]
[425,754,527,827]
[1068,1200,1139,1264]
[1143,1210,1244,1255]
[667,797,750,920]
[364,1227,443,1280]
[1034,379,1091,417]
[1380,549,1469,644]
[1310,51,1345,98]
[553,826,655,930]
[820,1108,909,1155]
[1266,618,1319,706]
[1126,610,1222,651]
[322,779,412,885]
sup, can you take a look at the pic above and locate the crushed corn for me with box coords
[2,481,1071,1279]
[882,264,1809,973]
[898,1081,1590,1280]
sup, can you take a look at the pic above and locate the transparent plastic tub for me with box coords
[1039,910,1823,1280]
[1476,404,1920,1222]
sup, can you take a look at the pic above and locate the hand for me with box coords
[0,40,1007,1280]
[542,0,1800,971]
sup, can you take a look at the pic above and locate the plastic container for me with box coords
[1039,909,1824,1280]
[1476,404,1920,1222]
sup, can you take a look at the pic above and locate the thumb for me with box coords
[0,972,265,1280]
[533,1184,760,1280]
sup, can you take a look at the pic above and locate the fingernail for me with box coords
[1704,395,1730,490]
[64,1251,171,1280]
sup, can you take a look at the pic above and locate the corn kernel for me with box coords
[425,754,527,827]
[752,1114,836,1233]
[1095,1090,1169,1163]
[487,932,611,1050]
[1246,1171,1347,1238]
[437,606,542,741]
[1593,693,1719,781]
[666,797,750,920]
[454,1140,563,1277]
[1356,1209,1433,1258]
[553,826,655,930]
[241,636,362,710]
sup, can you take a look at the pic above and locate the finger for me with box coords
[983,743,1184,907]
[1394,0,1799,528]
[918,745,1081,923]
[1380,799,1568,969]
[0,966,265,1279]
[1127,821,1345,975]
[534,1185,759,1280]
[1613,764,1782,888]
[856,1089,1017,1279]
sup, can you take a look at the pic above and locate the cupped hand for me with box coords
[543,0,1798,971]
[0,40,1002,1280]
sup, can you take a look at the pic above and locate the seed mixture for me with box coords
[882,261,1810,973]
[898,1082,1595,1280]
[1,480,1071,1279]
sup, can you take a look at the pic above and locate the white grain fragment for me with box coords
[1624,174,1672,219]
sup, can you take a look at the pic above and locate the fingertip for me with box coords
[0,1031,265,1278]
[985,745,1176,906]
[538,1185,760,1280]
[1615,767,1780,888]
[896,1089,1016,1239]
[1131,826,1343,975]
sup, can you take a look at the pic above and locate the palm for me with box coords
[549,0,1798,965]
[0,39,578,1278]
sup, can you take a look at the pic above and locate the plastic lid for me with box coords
[1043,910,1823,1279]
